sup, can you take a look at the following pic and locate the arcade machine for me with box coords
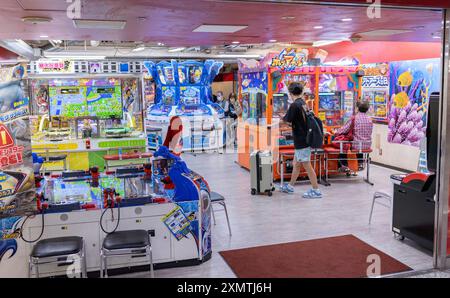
[0,146,213,277]
[28,77,147,171]
[390,92,439,251]
[237,50,362,181]
[144,60,225,152]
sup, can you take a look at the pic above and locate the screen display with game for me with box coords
[319,92,344,126]
[86,86,122,119]
[49,86,88,117]
[51,180,95,203]
[272,93,289,119]
[48,79,123,119]
[180,86,201,105]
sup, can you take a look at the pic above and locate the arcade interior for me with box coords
[0,0,449,278]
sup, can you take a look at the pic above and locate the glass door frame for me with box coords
[435,9,450,269]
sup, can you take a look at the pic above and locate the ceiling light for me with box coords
[157,42,165,46]
[193,24,248,33]
[269,39,277,43]
[90,40,100,47]
[432,35,441,39]
[132,45,146,52]
[168,47,186,53]
[40,35,49,38]
[232,41,240,44]
[313,39,348,47]
[22,16,52,24]
[314,26,324,29]
[73,19,127,30]
[341,18,352,22]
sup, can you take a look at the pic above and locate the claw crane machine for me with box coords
[237,48,363,181]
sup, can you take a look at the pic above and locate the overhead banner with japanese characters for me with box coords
[36,59,74,74]
[0,64,36,219]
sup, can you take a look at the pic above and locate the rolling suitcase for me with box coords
[250,150,274,196]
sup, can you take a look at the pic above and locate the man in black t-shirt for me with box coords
[280,82,321,199]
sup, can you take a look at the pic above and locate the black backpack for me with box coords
[301,105,324,149]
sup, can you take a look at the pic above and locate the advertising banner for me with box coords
[361,63,390,121]
[36,59,74,74]
[388,59,440,147]
[0,64,36,219]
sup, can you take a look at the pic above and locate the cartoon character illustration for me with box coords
[0,80,25,114]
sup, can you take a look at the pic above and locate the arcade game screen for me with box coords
[51,180,95,203]
[252,92,267,124]
[49,86,88,118]
[272,93,289,119]
[86,86,122,119]
[161,86,176,106]
[97,177,125,198]
[319,92,344,126]
[152,158,174,177]
[180,86,201,105]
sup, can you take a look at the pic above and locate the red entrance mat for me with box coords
[219,235,412,278]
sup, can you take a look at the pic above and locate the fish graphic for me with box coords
[394,91,410,108]
[397,71,413,87]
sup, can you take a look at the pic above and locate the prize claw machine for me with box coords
[144,60,225,152]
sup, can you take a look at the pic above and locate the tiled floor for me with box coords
[120,151,434,278]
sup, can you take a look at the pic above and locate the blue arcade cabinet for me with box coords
[144,60,225,152]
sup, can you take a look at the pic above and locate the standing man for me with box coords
[280,82,322,199]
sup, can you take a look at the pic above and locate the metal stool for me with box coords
[100,230,154,278]
[29,236,87,278]
[369,191,392,225]
[210,192,232,236]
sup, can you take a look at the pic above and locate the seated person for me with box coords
[334,101,373,172]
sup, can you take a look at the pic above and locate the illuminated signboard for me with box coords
[36,60,75,74]
[270,48,308,71]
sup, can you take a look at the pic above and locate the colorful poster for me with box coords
[121,78,139,113]
[30,79,49,115]
[162,205,192,241]
[388,59,441,147]
[0,65,36,219]
[361,63,390,120]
